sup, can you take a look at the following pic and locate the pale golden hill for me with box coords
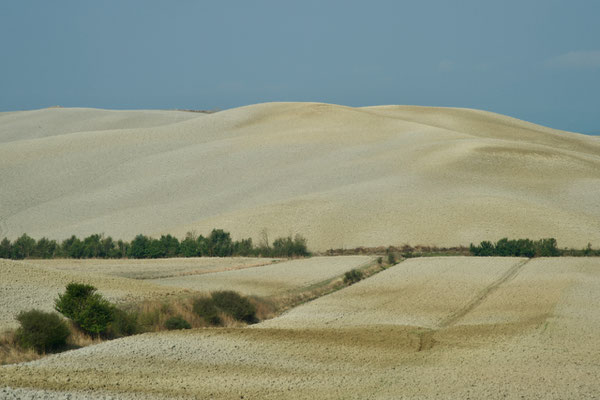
[1,102,598,249]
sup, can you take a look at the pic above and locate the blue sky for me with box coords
[1,0,599,133]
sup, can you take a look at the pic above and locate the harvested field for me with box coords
[149,256,373,296]
[2,257,599,399]
[0,256,365,330]
[23,257,280,280]
[0,259,182,330]
[258,256,524,329]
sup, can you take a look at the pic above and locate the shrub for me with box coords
[376,256,383,265]
[107,308,139,338]
[55,283,114,336]
[14,310,70,353]
[192,297,222,325]
[343,269,364,285]
[387,253,397,265]
[164,316,191,330]
[211,291,257,323]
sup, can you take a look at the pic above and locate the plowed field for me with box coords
[3,257,598,399]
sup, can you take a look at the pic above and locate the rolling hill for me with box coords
[1,103,599,249]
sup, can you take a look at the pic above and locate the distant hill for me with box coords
[1,102,599,249]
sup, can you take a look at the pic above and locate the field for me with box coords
[0,256,369,331]
[149,256,372,296]
[2,256,599,399]
[2,103,600,249]
[23,257,280,280]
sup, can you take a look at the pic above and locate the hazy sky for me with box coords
[1,1,599,133]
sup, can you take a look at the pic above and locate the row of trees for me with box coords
[469,238,561,258]
[0,230,310,260]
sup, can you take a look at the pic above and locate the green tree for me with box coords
[0,237,12,259]
[55,283,115,336]
[12,233,36,259]
[34,237,58,259]
[180,232,199,257]
[61,235,84,258]
[159,234,180,258]
[233,238,254,256]
[208,229,233,257]
[129,234,151,258]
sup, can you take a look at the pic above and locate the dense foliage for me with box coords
[0,230,310,259]
[55,283,115,336]
[192,297,222,326]
[14,310,70,353]
[192,292,257,325]
[469,238,562,258]
[211,291,257,323]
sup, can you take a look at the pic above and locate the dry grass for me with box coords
[264,258,385,316]
[0,330,41,365]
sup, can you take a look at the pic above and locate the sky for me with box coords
[1,0,599,134]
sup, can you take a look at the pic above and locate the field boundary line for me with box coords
[438,258,530,328]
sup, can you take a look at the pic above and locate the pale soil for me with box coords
[150,256,373,296]
[0,256,366,330]
[258,256,524,329]
[0,259,183,330]
[1,103,599,249]
[2,257,598,399]
[23,257,280,280]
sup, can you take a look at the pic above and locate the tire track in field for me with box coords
[438,258,530,329]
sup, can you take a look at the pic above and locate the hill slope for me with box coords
[1,102,599,249]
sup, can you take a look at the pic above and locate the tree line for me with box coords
[0,229,310,260]
[469,237,564,257]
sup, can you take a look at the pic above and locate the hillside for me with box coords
[1,102,599,249]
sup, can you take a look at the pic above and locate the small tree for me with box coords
[11,234,36,259]
[55,283,114,336]
[180,232,199,257]
[129,234,151,258]
[208,229,233,257]
[0,237,12,259]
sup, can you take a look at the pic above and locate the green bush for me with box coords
[164,316,191,330]
[211,291,257,323]
[14,310,70,353]
[192,297,222,325]
[55,283,114,336]
[343,269,364,285]
[107,308,139,337]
